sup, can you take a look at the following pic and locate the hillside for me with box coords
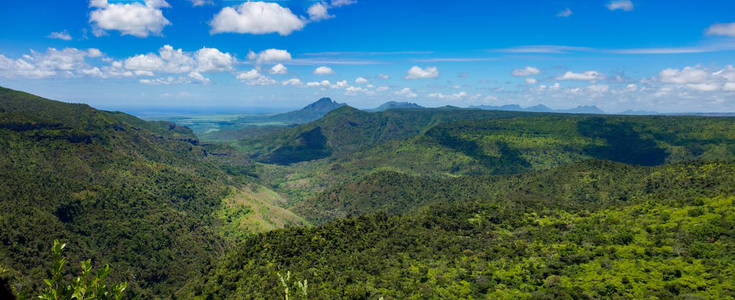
[185,160,735,299]
[0,87,303,297]
[242,106,538,164]
[245,112,735,205]
[366,101,424,112]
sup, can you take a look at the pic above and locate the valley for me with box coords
[1,88,735,299]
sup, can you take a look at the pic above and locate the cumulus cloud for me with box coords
[210,2,304,35]
[394,87,417,98]
[525,78,538,84]
[330,0,357,7]
[124,45,194,74]
[236,69,276,85]
[282,78,303,86]
[140,71,210,85]
[557,70,605,81]
[512,66,540,76]
[658,65,735,92]
[48,30,72,41]
[706,22,735,37]
[189,0,212,6]
[121,45,234,76]
[606,0,633,11]
[270,63,288,74]
[249,49,292,64]
[0,47,102,78]
[355,77,368,84]
[428,91,468,100]
[89,0,171,37]
[377,74,390,79]
[313,66,335,75]
[307,2,332,21]
[405,66,439,79]
[306,80,331,87]
[556,8,572,17]
[195,47,234,72]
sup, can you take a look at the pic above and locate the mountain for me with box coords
[558,105,605,114]
[232,97,345,126]
[471,104,604,114]
[366,101,424,112]
[0,86,304,297]
[241,106,538,165]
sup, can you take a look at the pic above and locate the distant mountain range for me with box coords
[470,104,606,114]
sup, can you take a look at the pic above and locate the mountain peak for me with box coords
[367,101,424,112]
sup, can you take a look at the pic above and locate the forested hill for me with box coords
[242,106,539,164]
[186,160,735,299]
[0,87,256,297]
[240,105,735,167]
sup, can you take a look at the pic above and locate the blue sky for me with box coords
[1,0,734,113]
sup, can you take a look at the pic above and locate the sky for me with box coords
[1,0,734,113]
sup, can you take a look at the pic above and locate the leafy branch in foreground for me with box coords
[37,240,126,300]
[277,271,308,300]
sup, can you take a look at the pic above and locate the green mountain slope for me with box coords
[242,106,538,164]
[0,87,302,297]
[185,160,735,299]
[247,112,735,206]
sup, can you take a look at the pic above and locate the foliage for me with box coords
[186,178,735,299]
[0,87,253,297]
[37,240,126,300]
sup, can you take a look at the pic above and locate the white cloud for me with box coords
[307,2,332,21]
[376,86,389,92]
[195,47,234,72]
[394,87,417,98]
[121,45,233,76]
[377,73,389,79]
[250,49,292,64]
[706,22,735,37]
[313,66,335,75]
[659,66,709,84]
[657,65,735,92]
[124,45,195,74]
[355,77,368,84]
[607,0,633,11]
[282,78,303,86]
[428,91,467,100]
[48,30,72,41]
[87,48,103,57]
[189,0,212,6]
[0,48,100,78]
[587,84,610,93]
[556,8,572,17]
[306,80,331,87]
[270,63,288,74]
[187,71,210,84]
[89,0,171,37]
[557,70,605,81]
[345,86,369,95]
[512,66,540,76]
[724,82,735,92]
[525,78,538,84]
[209,2,304,36]
[405,66,439,79]
[236,69,276,85]
[330,0,357,7]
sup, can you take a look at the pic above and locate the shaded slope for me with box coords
[0,87,254,297]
